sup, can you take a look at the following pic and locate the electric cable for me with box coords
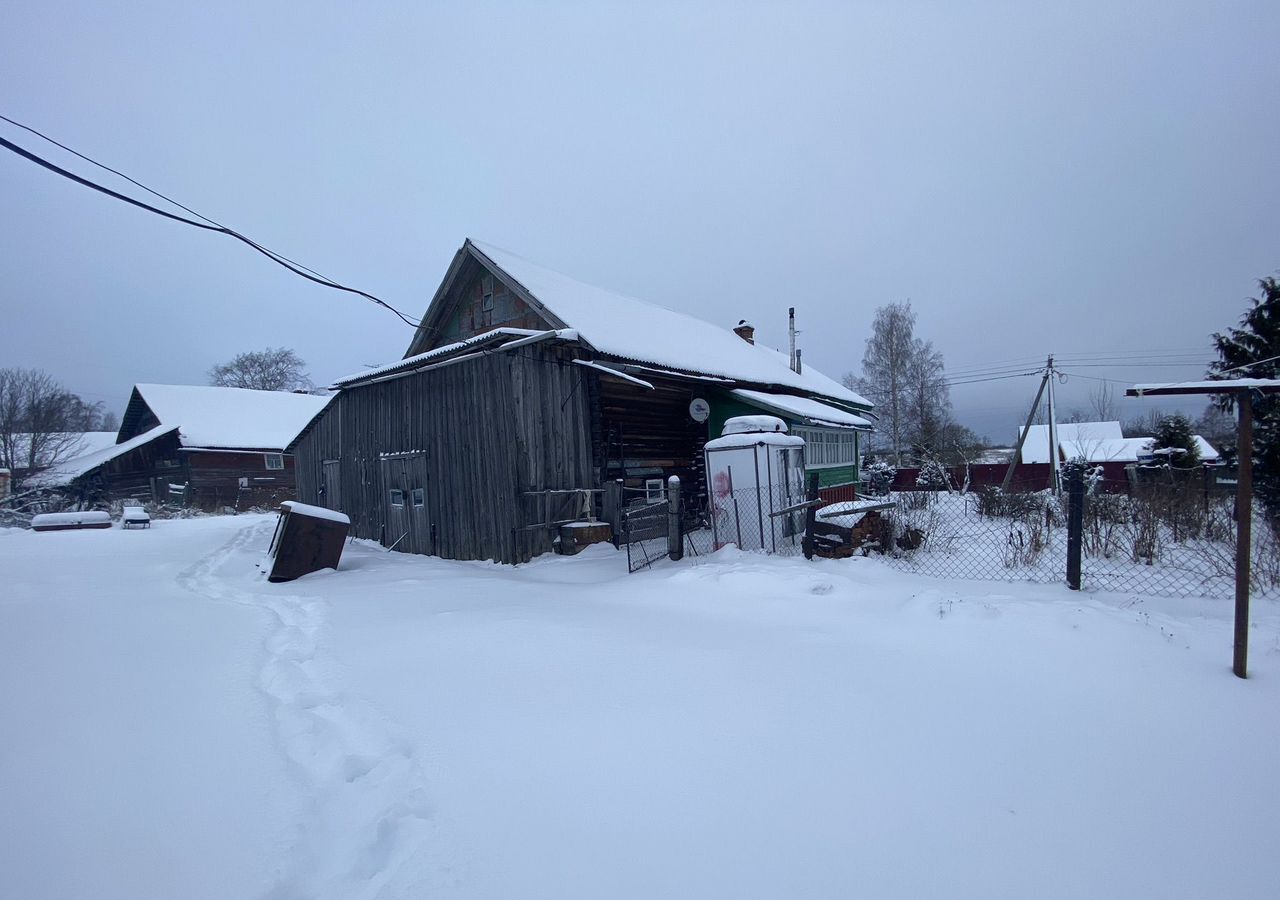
[0,122,419,327]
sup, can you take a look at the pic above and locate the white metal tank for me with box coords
[703,415,807,552]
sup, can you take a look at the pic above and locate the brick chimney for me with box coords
[733,319,755,344]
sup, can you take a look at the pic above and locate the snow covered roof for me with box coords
[466,241,872,408]
[1192,436,1221,462]
[332,328,565,387]
[26,424,179,486]
[722,415,790,436]
[1059,436,1152,464]
[1017,422,1124,464]
[7,431,118,464]
[731,389,873,430]
[130,384,331,450]
[1026,424,1221,465]
[705,431,805,451]
[1130,378,1280,395]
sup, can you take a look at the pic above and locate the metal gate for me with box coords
[380,453,431,554]
[622,500,669,572]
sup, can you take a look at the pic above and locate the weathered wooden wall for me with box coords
[184,450,298,510]
[295,344,594,564]
[78,434,300,510]
[594,376,710,507]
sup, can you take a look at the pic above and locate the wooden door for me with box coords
[321,459,342,512]
[380,453,431,554]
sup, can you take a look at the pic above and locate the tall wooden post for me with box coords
[604,479,623,548]
[802,471,820,560]
[1233,393,1253,679]
[667,476,683,561]
[1066,465,1084,590]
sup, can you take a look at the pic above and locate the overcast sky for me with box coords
[3,1,1277,442]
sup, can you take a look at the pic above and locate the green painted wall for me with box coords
[704,389,863,487]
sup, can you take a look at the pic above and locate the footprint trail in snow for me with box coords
[178,522,448,899]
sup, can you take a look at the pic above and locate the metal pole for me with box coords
[1233,393,1253,679]
[789,307,796,373]
[1066,465,1084,590]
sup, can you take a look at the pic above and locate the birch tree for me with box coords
[848,302,914,464]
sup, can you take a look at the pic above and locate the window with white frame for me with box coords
[264,453,285,470]
[411,487,425,508]
[792,428,858,468]
[390,489,405,508]
[645,478,665,503]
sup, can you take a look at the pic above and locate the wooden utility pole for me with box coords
[1125,379,1279,679]
[1001,362,1051,492]
[1234,395,1253,678]
[1046,355,1059,494]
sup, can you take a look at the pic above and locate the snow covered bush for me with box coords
[915,458,951,492]
[864,458,896,496]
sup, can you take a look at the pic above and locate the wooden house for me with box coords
[34,384,330,510]
[290,239,873,562]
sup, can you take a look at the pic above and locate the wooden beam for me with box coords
[1234,394,1253,678]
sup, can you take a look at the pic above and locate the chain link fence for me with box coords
[870,477,1280,600]
[680,484,810,560]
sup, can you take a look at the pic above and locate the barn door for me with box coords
[321,459,342,512]
[380,453,430,554]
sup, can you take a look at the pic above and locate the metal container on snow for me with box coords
[703,415,807,553]
[266,501,350,582]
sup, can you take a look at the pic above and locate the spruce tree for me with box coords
[1151,413,1201,468]
[1210,277,1280,514]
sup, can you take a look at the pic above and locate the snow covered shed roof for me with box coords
[1192,435,1221,462]
[1129,379,1280,396]
[6,432,119,469]
[26,424,179,487]
[1058,436,1152,464]
[1024,424,1221,465]
[403,239,872,409]
[1017,422,1124,464]
[731,389,873,431]
[123,384,332,451]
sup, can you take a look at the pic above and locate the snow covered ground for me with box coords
[3,515,1279,899]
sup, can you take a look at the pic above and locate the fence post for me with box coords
[604,479,623,547]
[802,471,821,560]
[667,476,683,561]
[1066,464,1084,590]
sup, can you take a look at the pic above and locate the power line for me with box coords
[944,370,1043,387]
[0,119,420,328]
[0,112,335,284]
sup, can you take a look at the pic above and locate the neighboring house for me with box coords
[33,384,330,510]
[1,431,117,484]
[1018,420,1221,485]
[290,238,873,563]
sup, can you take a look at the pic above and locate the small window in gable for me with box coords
[481,273,495,327]
[264,453,284,470]
[411,488,425,508]
[390,489,405,508]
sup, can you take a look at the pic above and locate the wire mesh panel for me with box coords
[622,499,669,573]
[1079,477,1280,599]
[681,484,809,560]
[867,480,1280,600]
[871,490,1069,584]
